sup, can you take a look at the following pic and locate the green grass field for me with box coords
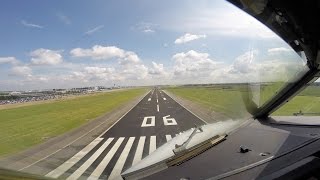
[0,88,148,156]
[166,85,320,118]
[166,86,249,120]
[273,86,320,115]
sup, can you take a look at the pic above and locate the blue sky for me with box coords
[0,0,305,90]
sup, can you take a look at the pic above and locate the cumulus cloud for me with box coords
[119,51,140,65]
[149,62,165,75]
[10,66,32,77]
[84,66,116,80]
[71,45,123,60]
[70,46,123,60]
[172,50,221,80]
[224,50,304,83]
[70,45,141,65]
[21,20,43,29]
[268,47,292,54]
[120,64,149,80]
[84,66,113,74]
[229,50,257,74]
[0,57,20,65]
[66,64,148,84]
[84,25,104,35]
[174,33,206,44]
[30,48,63,65]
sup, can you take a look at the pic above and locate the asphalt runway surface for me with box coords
[45,88,205,180]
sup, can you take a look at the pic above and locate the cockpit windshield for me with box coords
[0,0,315,179]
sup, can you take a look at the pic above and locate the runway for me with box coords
[46,88,205,179]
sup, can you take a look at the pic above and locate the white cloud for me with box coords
[57,13,71,25]
[133,22,157,33]
[149,61,165,75]
[83,66,115,80]
[21,20,43,29]
[2,48,304,90]
[172,50,221,80]
[84,25,104,35]
[222,50,305,83]
[30,48,63,65]
[71,45,123,59]
[229,50,257,74]
[174,33,206,44]
[0,57,20,65]
[143,28,155,33]
[71,47,114,60]
[119,51,140,65]
[70,45,141,65]
[268,47,292,54]
[84,66,113,74]
[120,64,149,80]
[10,66,32,77]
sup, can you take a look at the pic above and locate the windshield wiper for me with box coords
[173,124,203,154]
[167,128,227,166]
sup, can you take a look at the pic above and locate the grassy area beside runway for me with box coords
[0,88,148,156]
[273,85,320,115]
[166,85,320,118]
[166,86,249,120]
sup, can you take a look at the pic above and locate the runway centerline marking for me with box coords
[157,104,159,112]
[163,97,166,100]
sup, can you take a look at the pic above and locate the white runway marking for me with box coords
[50,135,186,179]
[157,99,158,103]
[141,116,155,127]
[157,104,159,112]
[88,137,124,180]
[132,136,146,166]
[149,136,157,154]
[67,138,114,180]
[163,97,166,100]
[46,137,104,178]
[165,135,172,141]
[148,98,151,101]
[163,115,177,126]
[108,137,135,180]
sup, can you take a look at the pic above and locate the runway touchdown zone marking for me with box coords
[45,137,104,178]
[47,135,177,180]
